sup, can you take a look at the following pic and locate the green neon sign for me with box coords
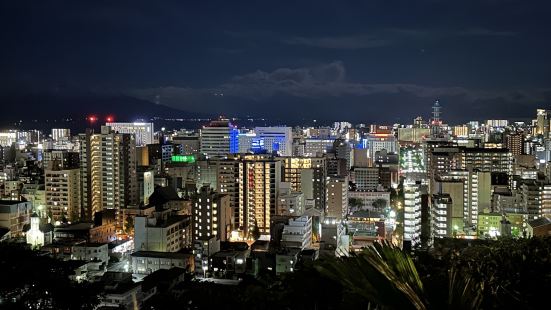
[171,155,196,163]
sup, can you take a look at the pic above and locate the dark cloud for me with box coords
[283,35,392,49]
[458,28,519,37]
[129,62,547,122]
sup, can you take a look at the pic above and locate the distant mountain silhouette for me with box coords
[0,90,209,131]
[2,91,198,119]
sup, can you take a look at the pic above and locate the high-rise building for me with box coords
[277,182,305,216]
[255,127,293,156]
[506,132,525,156]
[535,109,548,136]
[79,126,138,221]
[106,122,154,146]
[366,132,398,162]
[452,125,469,138]
[45,164,81,222]
[238,156,281,236]
[540,184,551,218]
[192,185,232,241]
[199,119,238,158]
[439,169,491,228]
[351,167,379,191]
[0,131,17,147]
[403,180,422,246]
[143,171,154,205]
[435,178,465,234]
[51,128,71,141]
[326,176,348,219]
[282,157,327,210]
[333,138,352,170]
[486,120,509,128]
[459,148,513,174]
[432,193,458,238]
[42,150,80,171]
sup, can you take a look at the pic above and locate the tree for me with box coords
[316,241,428,309]
[348,197,363,212]
[372,198,387,211]
[124,215,134,234]
[0,243,101,309]
[249,218,261,240]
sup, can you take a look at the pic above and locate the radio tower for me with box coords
[430,100,442,138]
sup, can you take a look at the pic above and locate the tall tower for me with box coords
[79,126,137,221]
[430,100,443,139]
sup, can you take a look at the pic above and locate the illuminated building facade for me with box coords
[192,185,232,241]
[106,122,154,146]
[200,119,239,158]
[45,167,81,221]
[282,157,327,210]
[79,126,138,221]
[238,156,281,236]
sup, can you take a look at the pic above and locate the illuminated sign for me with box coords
[171,155,196,163]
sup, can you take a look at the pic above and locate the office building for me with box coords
[199,119,238,158]
[51,128,71,141]
[106,122,154,146]
[255,127,293,156]
[352,167,379,191]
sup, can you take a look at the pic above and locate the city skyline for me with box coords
[1,2,551,309]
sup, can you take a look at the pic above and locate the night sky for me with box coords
[2,0,551,124]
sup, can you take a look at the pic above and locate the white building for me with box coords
[403,180,421,246]
[106,122,154,146]
[366,133,397,161]
[255,127,293,156]
[281,216,312,249]
[277,183,305,216]
[131,251,192,275]
[51,128,71,141]
[134,213,190,252]
[200,119,238,158]
[0,131,17,147]
[143,171,154,205]
[26,213,46,247]
[72,243,109,270]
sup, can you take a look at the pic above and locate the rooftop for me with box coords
[528,217,551,228]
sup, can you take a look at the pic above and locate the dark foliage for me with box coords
[0,243,100,310]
